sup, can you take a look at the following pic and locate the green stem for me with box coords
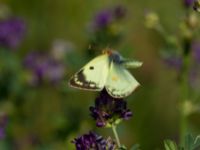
[180,49,190,146]
[180,101,187,146]
[156,24,168,39]
[112,124,121,148]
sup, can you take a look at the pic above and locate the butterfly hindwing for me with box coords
[105,61,140,98]
[69,54,109,91]
[122,60,143,68]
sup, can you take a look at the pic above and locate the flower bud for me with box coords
[145,11,159,29]
[193,0,200,12]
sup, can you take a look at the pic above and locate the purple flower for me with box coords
[72,131,116,150]
[0,128,5,139]
[0,113,8,139]
[192,41,200,64]
[45,61,65,83]
[106,137,117,150]
[91,6,126,31]
[183,0,195,8]
[89,89,132,127]
[94,10,113,29]
[163,55,183,71]
[72,132,107,150]
[0,18,26,49]
[189,66,200,89]
[24,51,65,86]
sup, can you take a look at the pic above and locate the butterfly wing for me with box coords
[122,60,143,68]
[105,61,140,98]
[69,54,109,91]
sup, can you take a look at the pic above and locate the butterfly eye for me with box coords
[89,66,94,70]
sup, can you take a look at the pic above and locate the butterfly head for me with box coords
[102,49,123,64]
[110,51,124,64]
[102,48,113,55]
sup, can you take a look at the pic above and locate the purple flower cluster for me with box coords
[183,0,195,8]
[24,52,65,86]
[91,5,126,30]
[163,55,183,71]
[189,41,200,88]
[72,131,116,150]
[192,41,200,64]
[94,10,112,29]
[72,132,107,150]
[0,113,8,139]
[90,89,132,127]
[0,18,26,49]
[189,67,200,88]
[162,40,200,90]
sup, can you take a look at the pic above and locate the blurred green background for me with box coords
[0,0,200,150]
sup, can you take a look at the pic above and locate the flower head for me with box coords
[24,51,65,86]
[94,10,113,29]
[72,131,116,150]
[0,113,8,139]
[72,131,107,150]
[90,5,126,31]
[183,0,195,8]
[192,41,200,64]
[0,18,26,49]
[186,13,199,29]
[90,89,132,127]
[162,54,183,71]
[193,0,200,12]
[189,66,200,89]
[144,11,160,29]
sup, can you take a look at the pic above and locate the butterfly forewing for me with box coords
[105,61,140,98]
[69,54,109,91]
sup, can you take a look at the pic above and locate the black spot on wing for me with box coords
[89,66,94,70]
[69,69,101,90]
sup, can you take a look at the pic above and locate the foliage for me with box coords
[164,134,200,150]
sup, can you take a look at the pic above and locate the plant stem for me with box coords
[180,100,187,146]
[180,45,190,146]
[112,124,121,148]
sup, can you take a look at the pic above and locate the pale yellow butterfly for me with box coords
[69,49,142,98]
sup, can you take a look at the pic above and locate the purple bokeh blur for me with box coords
[0,18,26,49]
[24,52,65,86]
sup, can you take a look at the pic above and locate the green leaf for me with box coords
[184,134,200,150]
[118,145,127,150]
[164,139,178,150]
[192,135,200,150]
[164,135,200,150]
[185,134,194,150]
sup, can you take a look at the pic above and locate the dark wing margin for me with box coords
[69,69,102,90]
